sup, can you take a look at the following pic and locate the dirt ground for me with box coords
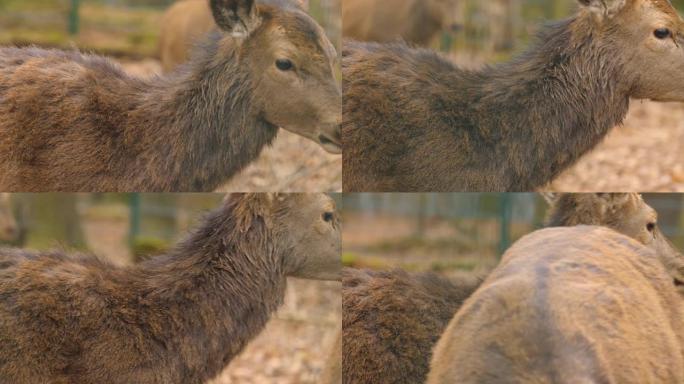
[549,101,684,192]
[120,59,342,193]
[81,209,341,384]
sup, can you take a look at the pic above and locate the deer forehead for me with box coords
[628,0,681,21]
[265,11,335,64]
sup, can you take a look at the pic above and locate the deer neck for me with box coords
[130,34,279,192]
[136,208,287,380]
[473,18,630,190]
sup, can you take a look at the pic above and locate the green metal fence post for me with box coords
[498,194,513,256]
[129,194,141,248]
[68,0,80,36]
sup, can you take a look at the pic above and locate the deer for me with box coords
[343,0,684,192]
[342,0,461,46]
[337,193,683,384]
[0,0,341,192]
[0,193,341,383]
[159,0,215,72]
[428,225,684,383]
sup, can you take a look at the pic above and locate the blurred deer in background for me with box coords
[342,0,462,46]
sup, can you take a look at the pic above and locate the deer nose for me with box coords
[318,124,341,155]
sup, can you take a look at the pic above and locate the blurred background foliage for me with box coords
[342,194,684,278]
[1,193,224,264]
[434,0,684,60]
[0,0,340,58]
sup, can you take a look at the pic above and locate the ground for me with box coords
[120,59,342,193]
[550,101,684,192]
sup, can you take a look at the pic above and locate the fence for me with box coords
[0,0,340,57]
[343,193,684,261]
[443,0,684,58]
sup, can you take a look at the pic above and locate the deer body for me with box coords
[428,226,684,383]
[343,0,684,192]
[0,193,341,383]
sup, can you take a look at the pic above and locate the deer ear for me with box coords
[576,0,627,19]
[210,0,260,38]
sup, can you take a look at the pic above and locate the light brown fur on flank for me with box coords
[428,226,684,383]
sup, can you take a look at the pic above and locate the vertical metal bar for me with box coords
[499,194,512,256]
[68,0,80,36]
[129,194,140,248]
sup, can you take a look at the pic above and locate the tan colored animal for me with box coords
[0,193,340,383]
[428,226,684,383]
[342,0,461,46]
[159,0,215,72]
[0,194,18,244]
[0,0,341,192]
[343,0,684,192]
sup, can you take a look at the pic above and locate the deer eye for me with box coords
[647,222,656,232]
[654,28,672,39]
[322,212,334,223]
[275,59,294,71]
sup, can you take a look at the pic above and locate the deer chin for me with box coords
[318,134,342,154]
[281,124,342,154]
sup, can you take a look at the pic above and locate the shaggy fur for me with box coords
[428,226,684,383]
[342,0,684,192]
[341,268,481,384]
[0,193,340,383]
[0,0,340,192]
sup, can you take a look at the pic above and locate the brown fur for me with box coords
[342,0,461,46]
[0,193,341,383]
[340,269,481,384]
[428,226,684,383]
[0,0,341,192]
[342,0,684,192]
[159,0,215,72]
